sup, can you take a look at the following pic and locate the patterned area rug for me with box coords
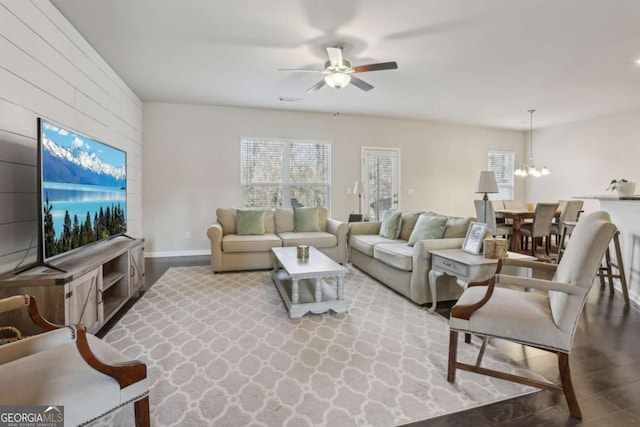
[93,265,539,426]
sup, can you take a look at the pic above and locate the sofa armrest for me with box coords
[348,221,381,236]
[207,223,223,271]
[415,237,465,253]
[326,218,348,240]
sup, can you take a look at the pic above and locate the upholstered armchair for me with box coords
[447,211,616,419]
[0,295,150,426]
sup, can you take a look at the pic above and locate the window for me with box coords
[488,150,515,200]
[241,138,331,209]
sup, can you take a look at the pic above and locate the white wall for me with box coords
[143,102,526,256]
[0,1,143,274]
[526,108,640,213]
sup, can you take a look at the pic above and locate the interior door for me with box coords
[362,148,399,221]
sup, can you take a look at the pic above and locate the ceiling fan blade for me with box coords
[351,61,398,73]
[307,79,326,93]
[349,75,374,91]
[278,68,326,73]
[327,47,343,67]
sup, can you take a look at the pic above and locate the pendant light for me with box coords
[514,109,550,177]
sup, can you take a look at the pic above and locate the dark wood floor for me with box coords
[106,255,640,426]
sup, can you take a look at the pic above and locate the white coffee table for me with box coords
[271,246,349,318]
[428,249,536,313]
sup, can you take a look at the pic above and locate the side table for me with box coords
[428,249,536,313]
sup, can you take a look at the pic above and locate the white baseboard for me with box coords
[145,250,210,258]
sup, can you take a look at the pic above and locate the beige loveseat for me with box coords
[349,210,473,305]
[207,207,348,272]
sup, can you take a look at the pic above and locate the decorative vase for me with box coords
[617,181,636,197]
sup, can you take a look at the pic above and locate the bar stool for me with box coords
[558,224,630,306]
[597,231,630,306]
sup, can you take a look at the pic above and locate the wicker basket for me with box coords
[0,326,23,344]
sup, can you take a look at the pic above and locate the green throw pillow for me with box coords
[407,215,448,246]
[379,210,403,239]
[294,207,320,232]
[236,210,265,235]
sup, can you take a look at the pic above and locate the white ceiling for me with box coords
[51,0,640,130]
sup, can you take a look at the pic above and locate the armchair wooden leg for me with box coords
[134,396,151,427]
[448,331,458,383]
[558,353,582,420]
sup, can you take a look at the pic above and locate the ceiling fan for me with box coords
[280,47,398,93]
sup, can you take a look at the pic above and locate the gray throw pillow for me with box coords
[379,209,403,240]
[294,207,320,232]
[236,210,265,235]
[407,215,448,246]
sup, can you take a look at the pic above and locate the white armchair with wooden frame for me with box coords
[447,211,616,419]
[0,295,150,426]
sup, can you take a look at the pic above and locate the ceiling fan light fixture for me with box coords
[324,72,351,89]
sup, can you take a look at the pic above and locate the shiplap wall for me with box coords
[0,1,142,274]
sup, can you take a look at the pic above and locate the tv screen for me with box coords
[38,118,127,261]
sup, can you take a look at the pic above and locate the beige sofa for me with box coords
[207,207,348,272]
[349,211,473,305]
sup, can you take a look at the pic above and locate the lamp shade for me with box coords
[353,180,362,194]
[475,171,499,194]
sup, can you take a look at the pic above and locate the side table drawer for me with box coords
[433,255,469,277]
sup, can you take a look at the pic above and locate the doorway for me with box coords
[361,148,400,221]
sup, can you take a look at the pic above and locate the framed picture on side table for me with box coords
[462,222,487,255]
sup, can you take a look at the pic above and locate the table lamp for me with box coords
[475,171,499,224]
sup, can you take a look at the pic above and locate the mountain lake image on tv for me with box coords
[40,119,127,260]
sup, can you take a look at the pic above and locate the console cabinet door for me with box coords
[65,267,102,333]
[130,243,145,295]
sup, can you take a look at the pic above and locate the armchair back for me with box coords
[550,211,616,333]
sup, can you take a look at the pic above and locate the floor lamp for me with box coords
[349,181,364,222]
[353,181,363,220]
[475,171,499,224]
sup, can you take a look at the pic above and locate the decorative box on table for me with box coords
[483,238,508,259]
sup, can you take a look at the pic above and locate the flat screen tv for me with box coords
[38,118,127,262]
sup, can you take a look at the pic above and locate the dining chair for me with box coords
[551,200,584,246]
[447,211,616,419]
[520,202,559,256]
[474,200,512,239]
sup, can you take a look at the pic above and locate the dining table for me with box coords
[494,208,560,253]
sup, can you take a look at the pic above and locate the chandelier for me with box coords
[514,109,550,177]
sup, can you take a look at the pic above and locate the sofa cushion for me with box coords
[236,210,265,235]
[222,234,282,253]
[275,209,295,233]
[379,210,403,239]
[350,234,405,257]
[444,216,473,238]
[294,207,320,232]
[398,211,422,241]
[217,208,237,235]
[407,215,448,246]
[279,232,337,249]
[263,209,275,234]
[373,243,414,271]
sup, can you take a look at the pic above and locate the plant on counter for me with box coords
[607,178,636,197]
[607,179,630,191]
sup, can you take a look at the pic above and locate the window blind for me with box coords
[488,150,515,200]
[241,139,331,209]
